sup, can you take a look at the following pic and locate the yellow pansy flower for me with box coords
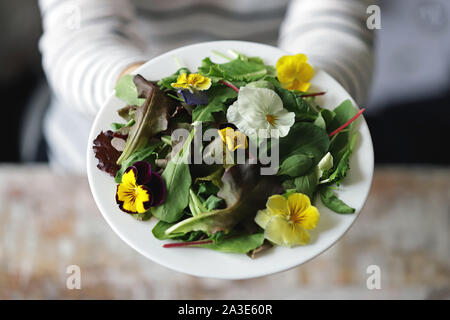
[255,193,320,247]
[116,167,151,214]
[276,54,314,92]
[171,73,212,92]
[218,127,248,151]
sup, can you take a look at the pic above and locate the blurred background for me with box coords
[0,0,448,299]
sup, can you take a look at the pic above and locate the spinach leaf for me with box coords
[114,141,163,183]
[278,122,330,167]
[192,85,237,122]
[294,170,319,199]
[194,233,265,254]
[265,77,317,121]
[152,219,204,240]
[152,220,177,240]
[329,99,357,132]
[115,75,145,106]
[319,186,355,214]
[117,75,171,164]
[277,154,313,177]
[314,109,335,131]
[151,130,194,223]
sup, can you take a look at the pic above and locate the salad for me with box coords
[92,50,364,257]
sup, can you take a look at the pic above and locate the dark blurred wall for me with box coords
[0,1,43,162]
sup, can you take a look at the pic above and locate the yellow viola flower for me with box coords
[218,127,248,151]
[171,73,212,92]
[255,193,320,247]
[276,54,314,92]
[116,167,152,214]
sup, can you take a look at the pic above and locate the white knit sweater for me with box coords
[38,0,374,172]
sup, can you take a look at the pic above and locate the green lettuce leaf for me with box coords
[194,233,265,253]
[115,75,145,106]
[114,140,163,183]
[319,186,355,214]
[151,130,194,223]
[192,85,237,122]
[165,164,282,236]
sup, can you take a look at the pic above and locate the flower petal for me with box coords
[298,205,320,230]
[266,194,289,217]
[276,55,298,84]
[287,193,311,216]
[272,109,295,137]
[255,209,272,229]
[132,161,152,185]
[264,216,310,247]
[148,172,166,206]
[134,185,152,213]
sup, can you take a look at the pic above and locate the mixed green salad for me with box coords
[93,50,364,257]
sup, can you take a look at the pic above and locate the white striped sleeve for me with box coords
[38,0,150,117]
[279,0,375,105]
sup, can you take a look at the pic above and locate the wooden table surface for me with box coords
[0,165,448,299]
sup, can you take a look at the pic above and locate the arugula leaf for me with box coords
[114,140,163,183]
[327,132,358,185]
[117,75,171,164]
[198,55,268,83]
[192,85,237,122]
[151,130,194,223]
[115,75,145,106]
[319,186,355,214]
[194,233,265,254]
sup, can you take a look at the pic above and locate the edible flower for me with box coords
[276,54,314,92]
[218,127,248,151]
[226,87,295,138]
[171,73,212,92]
[255,193,320,247]
[178,89,208,106]
[116,161,166,214]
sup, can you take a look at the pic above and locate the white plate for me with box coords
[87,41,374,279]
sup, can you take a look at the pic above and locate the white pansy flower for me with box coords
[226,87,295,138]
